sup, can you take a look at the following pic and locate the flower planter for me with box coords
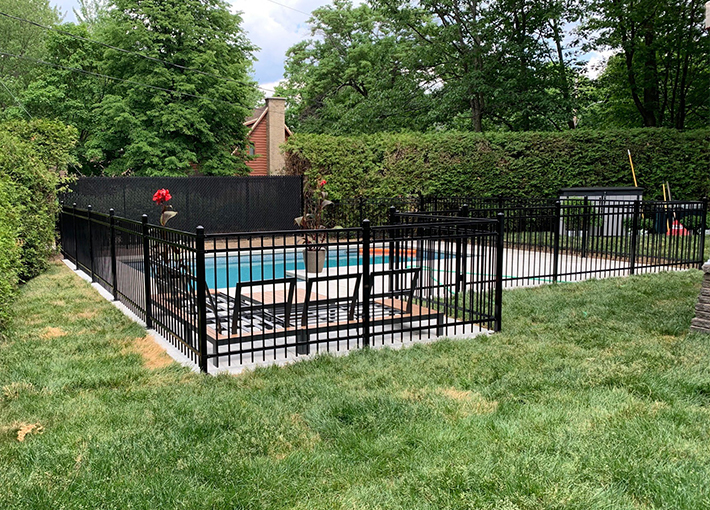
[303,249,326,273]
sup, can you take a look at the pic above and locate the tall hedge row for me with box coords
[284,129,710,201]
[0,120,77,332]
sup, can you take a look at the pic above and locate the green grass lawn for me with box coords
[2,261,710,509]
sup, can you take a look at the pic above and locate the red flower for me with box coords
[152,189,172,205]
[319,179,327,187]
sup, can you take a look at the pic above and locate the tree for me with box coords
[19,23,109,173]
[73,0,111,28]
[576,54,648,128]
[278,0,435,134]
[84,0,258,176]
[584,0,709,129]
[368,0,584,131]
[0,0,61,110]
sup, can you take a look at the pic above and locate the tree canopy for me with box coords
[2,0,258,176]
[279,0,708,133]
[0,0,706,157]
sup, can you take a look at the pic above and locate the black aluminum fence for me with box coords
[61,176,303,233]
[60,205,501,372]
[333,195,708,287]
[464,198,707,286]
[201,212,499,367]
[60,204,203,366]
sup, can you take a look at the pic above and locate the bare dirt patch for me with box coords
[75,310,97,320]
[130,335,173,369]
[16,422,44,442]
[40,327,67,339]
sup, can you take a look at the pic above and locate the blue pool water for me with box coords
[204,249,389,289]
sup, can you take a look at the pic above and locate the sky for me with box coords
[50,0,606,93]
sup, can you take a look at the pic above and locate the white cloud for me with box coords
[258,79,286,95]
[584,49,619,79]
[233,0,367,84]
[232,0,321,85]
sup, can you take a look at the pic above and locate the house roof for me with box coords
[245,106,267,124]
[243,106,292,136]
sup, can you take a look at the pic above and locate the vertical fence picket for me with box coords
[110,209,118,300]
[362,219,371,348]
[87,205,95,283]
[629,200,640,275]
[72,203,78,270]
[58,202,64,258]
[141,215,153,329]
[553,200,561,283]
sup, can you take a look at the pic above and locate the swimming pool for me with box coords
[204,248,391,289]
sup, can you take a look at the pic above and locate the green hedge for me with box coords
[0,120,77,332]
[0,175,20,331]
[284,129,710,201]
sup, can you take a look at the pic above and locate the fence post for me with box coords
[196,226,208,373]
[494,212,504,332]
[110,209,118,301]
[700,197,708,268]
[141,215,153,329]
[362,219,371,348]
[553,200,561,283]
[72,203,78,270]
[418,191,425,212]
[87,205,95,282]
[629,200,640,275]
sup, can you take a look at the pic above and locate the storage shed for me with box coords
[559,187,644,237]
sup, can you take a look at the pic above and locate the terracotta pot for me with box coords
[303,249,326,273]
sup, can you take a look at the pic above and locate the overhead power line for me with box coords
[0,50,242,106]
[0,76,32,118]
[0,10,272,93]
[262,0,312,16]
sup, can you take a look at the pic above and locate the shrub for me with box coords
[0,120,77,282]
[284,129,710,201]
[0,175,21,331]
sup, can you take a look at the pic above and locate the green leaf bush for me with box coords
[0,120,77,332]
[0,176,21,331]
[284,129,710,201]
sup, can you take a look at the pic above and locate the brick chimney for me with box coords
[265,97,286,175]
